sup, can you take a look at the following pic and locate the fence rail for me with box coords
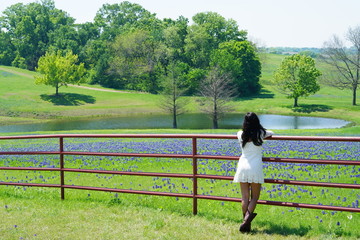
[0,134,359,214]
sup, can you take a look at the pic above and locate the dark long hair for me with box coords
[241,112,266,148]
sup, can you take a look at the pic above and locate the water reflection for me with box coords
[0,113,350,133]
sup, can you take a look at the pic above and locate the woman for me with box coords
[233,112,273,233]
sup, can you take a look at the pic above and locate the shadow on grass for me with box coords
[235,89,275,101]
[40,93,96,106]
[288,104,333,113]
[254,220,311,236]
[256,89,276,99]
[254,220,356,238]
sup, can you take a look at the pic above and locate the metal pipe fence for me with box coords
[0,134,359,214]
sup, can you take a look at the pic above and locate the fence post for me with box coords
[59,137,65,200]
[192,137,198,215]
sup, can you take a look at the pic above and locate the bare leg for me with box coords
[240,182,250,217]
[239,183,261,233]
[248,183,261,213]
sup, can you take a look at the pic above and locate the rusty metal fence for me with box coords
[0,134,359,214]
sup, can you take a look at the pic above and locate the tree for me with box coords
[210,40,261,96]
[35,50,86,95]
[0,30,15,65]
[94,1,160,40]
[320,26,360,105]
[185,12,247,69]
[0,0,76,70]
[273,54,321,107]
[199,66,235,129]
[109,29,166,92]
[48,24,81,54]
[159,61,189,128]
[162,16,188,63]
[192,12,246,44]
[80,39,111,85]
[76,22,100,47]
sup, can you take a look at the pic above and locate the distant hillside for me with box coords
[264,47,321,57]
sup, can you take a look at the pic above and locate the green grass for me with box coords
[1,192,319,240]
[1,191,357,240]
[0,65,162,121]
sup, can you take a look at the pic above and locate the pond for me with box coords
[0,113,350,133]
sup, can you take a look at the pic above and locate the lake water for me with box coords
[0,113,350,133]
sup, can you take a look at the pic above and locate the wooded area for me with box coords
[0,0,261,97]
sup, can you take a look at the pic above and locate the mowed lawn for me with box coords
[0,66,161,121]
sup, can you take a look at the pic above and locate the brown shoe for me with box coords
[239,211,257,233]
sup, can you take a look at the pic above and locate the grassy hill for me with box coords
[0,54,359,134]
[0,66,161,119]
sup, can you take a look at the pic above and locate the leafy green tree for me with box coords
[273,54,321,107]
[159,61,189,128]
[0,0,76,70]
[48,25,81,54]
[76,22,100,47]
[199,66,235,129]
[80,39,111,85]
[11,54,27,69]
[192,12,246,44]
[0,31,15,65]
[94,1,161,40]
[35,50,86,95]
[75,23,106,85]
[93,2,167,90]
[184,25,212,68]
[183,68,207,95]
[109,29,166,92]
[162,16,188,63]
[185,12,246,68]
[210,40,261,96]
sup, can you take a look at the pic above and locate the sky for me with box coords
[1,0,359,48]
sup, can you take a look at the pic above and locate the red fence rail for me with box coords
[0,134,359,214]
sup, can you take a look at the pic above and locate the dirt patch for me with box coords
[68,84,132,93]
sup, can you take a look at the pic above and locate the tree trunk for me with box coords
[55,85,59,96]
[213,118,218,129]
[172,107,177,128]
[293,97,298,107]
[212,112,218,129]
[212,102,218,129]
[353,86,357,105]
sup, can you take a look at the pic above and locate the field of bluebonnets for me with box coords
[1,136,359,237]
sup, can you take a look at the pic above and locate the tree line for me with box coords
[0,0,261,97]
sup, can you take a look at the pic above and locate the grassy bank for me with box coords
[1,194,357,240]
[2,194,337,240]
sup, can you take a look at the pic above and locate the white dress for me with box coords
[233,130,273,184]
